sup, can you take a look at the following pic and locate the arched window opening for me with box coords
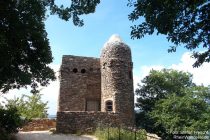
[73,68,78,73]
[102,62,107,69]
[105,100,113,111]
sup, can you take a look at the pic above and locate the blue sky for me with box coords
[45,0,185,66]
[1,0,210,115]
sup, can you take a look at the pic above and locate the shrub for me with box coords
[5,93,48,119]
[0,107,23,140]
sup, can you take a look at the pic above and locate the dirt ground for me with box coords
[15,131,98,140]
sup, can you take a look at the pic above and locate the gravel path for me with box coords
[15,131,98,140]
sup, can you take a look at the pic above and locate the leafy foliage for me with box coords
[136,69,194,112]
[0,0,100,93]
[150,86,210,133]
[0,0,55,93]
[5,93,48,119]
[49,0,100,26]
[128,0,210,67]
[135,69,210,139]
[0,92,47,139]
[0,107,22,140]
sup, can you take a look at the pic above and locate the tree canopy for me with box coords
[150,86,210,139]
[135,69,210,139]
[0,0,100,93]
[128,0,210,67]
[136,69,194,112]
[5,93,48,119]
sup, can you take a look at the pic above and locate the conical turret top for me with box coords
[101,34,131,60]
[107,34,123,43]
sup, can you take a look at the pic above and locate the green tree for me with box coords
[128,0,210,67]
[150,86,210,139]
[136,69,194,114]
[6,93,48,119]
[0,0,100,93]
[135,69,210,139]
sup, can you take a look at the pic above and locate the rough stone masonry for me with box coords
[56,34,135,133]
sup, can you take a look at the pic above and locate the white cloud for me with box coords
[134,52,210,88]
[170,52,210,86]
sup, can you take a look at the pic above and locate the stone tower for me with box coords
[100,35,134,126]
[56,35,135,133]
[58,55,101,112]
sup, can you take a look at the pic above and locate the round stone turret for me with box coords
[100,34,134,126]
[101,34,131,61]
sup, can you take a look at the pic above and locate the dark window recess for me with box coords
[129,62,133,67]
[129,71,133,79]
[106,100,113,111]
[73,68,78,73]
[102,62,107,69]
[81,69,86,73]
[108,60,113,67]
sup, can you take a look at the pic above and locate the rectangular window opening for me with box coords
[86,99,100,111]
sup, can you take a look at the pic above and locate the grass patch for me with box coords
[94,127,147,140]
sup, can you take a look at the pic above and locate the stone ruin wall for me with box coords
[57,112,161,140]
[21,119,56,131]
[58,55,101,111]
[56,111,120,133]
